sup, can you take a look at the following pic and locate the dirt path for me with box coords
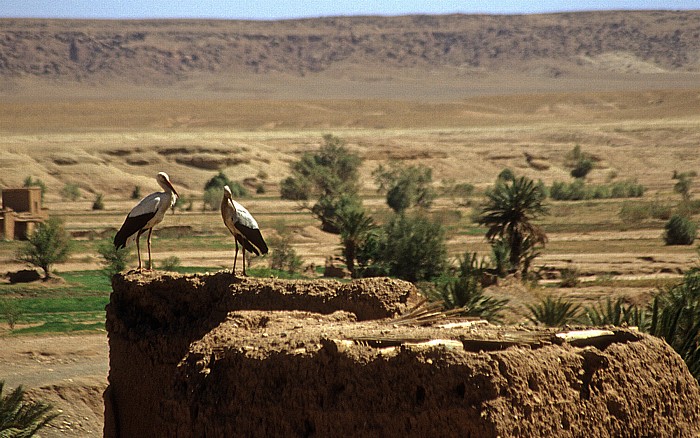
[0,333,108,437]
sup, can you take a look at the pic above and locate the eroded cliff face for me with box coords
[105,272,700,437]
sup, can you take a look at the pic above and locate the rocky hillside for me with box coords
[1,11,699,83]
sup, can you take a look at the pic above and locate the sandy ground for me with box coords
[0,334,108,437]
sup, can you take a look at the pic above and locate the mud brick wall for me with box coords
[104,272,700,437]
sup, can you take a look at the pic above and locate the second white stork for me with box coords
[114,172,179,271]
[221,185,268,276]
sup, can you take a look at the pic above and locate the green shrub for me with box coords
[663,215,697,245]
[159,256,181,271]
[619,201,673,223]
[380,213,447,282]
[269,237,303,274]
[527,296,581,327]
[131,185,142,199]
[60,183,81,201]
[550,179,644,201]
[559,266,580,288]
[570,158,593,179]
[97,236,133,277]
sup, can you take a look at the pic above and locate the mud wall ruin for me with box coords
[104,272,700,437]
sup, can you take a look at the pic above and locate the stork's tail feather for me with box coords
[114,228,128,249]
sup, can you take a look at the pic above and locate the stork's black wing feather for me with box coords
[114,212,156,249]
[236,223,268,255]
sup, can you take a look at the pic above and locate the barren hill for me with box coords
[1,11,700,92]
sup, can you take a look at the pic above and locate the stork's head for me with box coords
[223,185,233,199]
[156,172,179,197]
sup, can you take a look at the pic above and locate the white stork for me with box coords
[221,185,268,276]
[114,172,179,271]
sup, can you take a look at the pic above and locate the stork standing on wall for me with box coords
[221,185,268,276]
[114,172,179,271]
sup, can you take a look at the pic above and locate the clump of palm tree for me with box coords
[0,381,58,436]
[527,296,581,327]
[582,297,648,329]
[426,252,509,323]
[648,270,700,380]
[479,175,548,278]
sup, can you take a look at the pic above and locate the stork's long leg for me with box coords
[136,229,145,271]
[242,246,247,276]
[146,228,153,271]
[233,239,239,275]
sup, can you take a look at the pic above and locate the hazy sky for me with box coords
[2,0,699,20]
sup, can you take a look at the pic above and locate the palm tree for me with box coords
[479,176,548,276]
[0,381,58,436]
[333,208,377,277]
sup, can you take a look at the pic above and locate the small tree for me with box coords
[332,207,376,277]
[373,163,436,213]
[202,177,248,211]
[0,381,58,436]
[97,236,133,277]
[281,134,362,232]
[664,215,697,245]
[565,145,594,179]
[379,213,447,282]
[16,217,72,279]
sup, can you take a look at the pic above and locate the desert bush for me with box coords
[673,170,696,202]
[378,213,447,282]
[0,381,58,436]
[497,168,515,182]
[159,256,181,271]
[269,237,303,274]
[16,217,72,279]
[23,176,46,201]
[570,158,594,179]
[331,207,376,277]
[97,236,133,277]
[663,215,697,245]
[619,201,673,223]
[92,193,105,210]
[559,266,580,287]
[373,162,436,212]
[527,296,581,327]
[131,185,142,200]
[583,297,648,329]
[60,183,81,201]
[550,179,644,201]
